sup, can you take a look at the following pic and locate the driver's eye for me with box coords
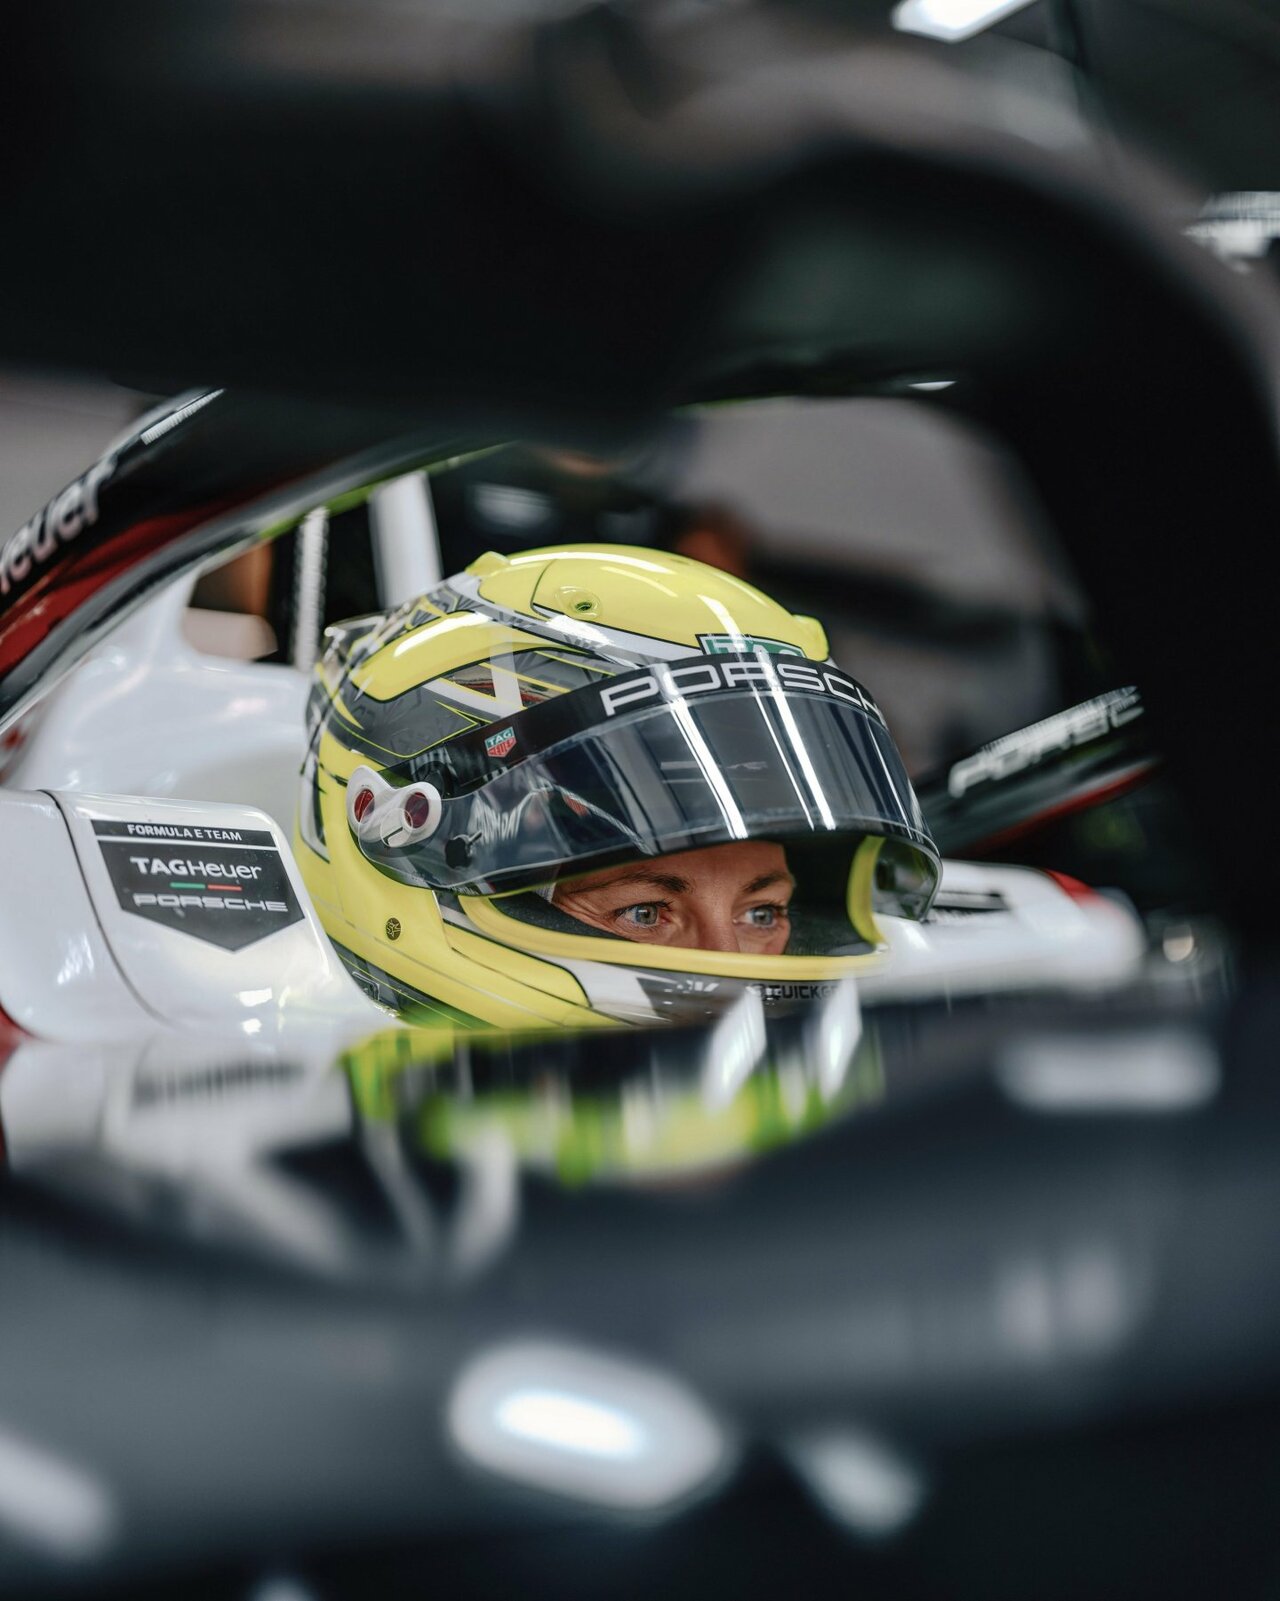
[745,905,786,926]
[621,904,661,927]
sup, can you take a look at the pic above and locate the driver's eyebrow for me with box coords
[743,871,795,895]
[575,869,692,895]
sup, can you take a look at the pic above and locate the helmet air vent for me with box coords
[403,791,433,831]
[347,763,442,849]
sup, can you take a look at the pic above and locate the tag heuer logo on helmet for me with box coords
[485,726,517,759]
[700,633,804,657]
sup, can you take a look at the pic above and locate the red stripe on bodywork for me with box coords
[964,760,1159,855]
[0,495,250,677]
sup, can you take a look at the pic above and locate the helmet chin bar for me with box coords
[347,764,443,849]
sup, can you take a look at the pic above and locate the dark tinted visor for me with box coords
[361,655,940,917]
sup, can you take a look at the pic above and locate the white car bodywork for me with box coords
[2,580,308,833]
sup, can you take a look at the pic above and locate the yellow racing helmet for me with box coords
[296,544,940,1029]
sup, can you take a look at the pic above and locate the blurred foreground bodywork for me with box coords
[0,3,1279,1599]
[1,0,1277,931]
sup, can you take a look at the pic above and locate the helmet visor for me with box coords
[362,654,940,918]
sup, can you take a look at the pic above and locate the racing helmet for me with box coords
[296,544,940,1028]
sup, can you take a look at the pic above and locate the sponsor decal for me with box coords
[110,821,255,843]
[747,980,842,1003]
[699,633,804,657]
[484,725,517,759]
[137,389,222,447]
[132,1060,302,1108]
[640,974,722,996]
[925,890,1009,925]
[92,820,303,951]
[0,454,116,600]
[925,906,1012,926]
[946,688,1143,799]
[598,656,885,724]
